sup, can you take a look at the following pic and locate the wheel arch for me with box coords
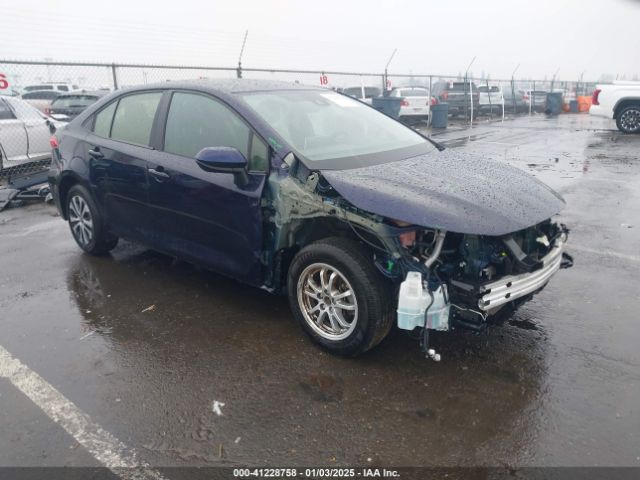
[58,171,89,220]
[613,98,640,118]
[270,216,385,293]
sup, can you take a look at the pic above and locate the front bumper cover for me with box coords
[477,233,567,311]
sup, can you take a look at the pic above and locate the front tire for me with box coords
[67,185,118,255]
[287,237,394,356]
[616,105,640,134]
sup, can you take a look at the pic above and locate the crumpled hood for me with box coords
[322,150,565,236]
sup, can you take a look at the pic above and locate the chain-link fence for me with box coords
[0,59,601,178]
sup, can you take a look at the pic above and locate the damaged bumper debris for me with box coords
[394,222,571,359]
[478,233,567,311]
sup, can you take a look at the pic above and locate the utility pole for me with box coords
[464,56,476,123]
[551,67,560,91]
[384,48,397,95]
[237,30,248,79]
[510,63,520,114]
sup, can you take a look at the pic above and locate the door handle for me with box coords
[148,167,170,180]
[88,148,104,159]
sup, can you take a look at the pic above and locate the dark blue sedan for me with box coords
[49,79,569,357]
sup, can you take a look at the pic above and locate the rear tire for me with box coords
[67,185,118,255]
[287,237,395,356]
[616,105,640,134]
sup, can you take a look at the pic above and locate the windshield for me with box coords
[240,90,429,164]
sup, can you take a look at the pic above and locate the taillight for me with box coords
[592,88,601,105]
[401,99,410,106]
[50,135,59,149]
[44,107,51,115]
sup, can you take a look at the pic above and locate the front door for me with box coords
[0,98,28,166]
[146,91,269,285]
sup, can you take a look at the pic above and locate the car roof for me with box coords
[120,78,324,95]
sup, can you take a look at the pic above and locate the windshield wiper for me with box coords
[413,130,446,151]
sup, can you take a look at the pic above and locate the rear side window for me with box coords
[0,99,15,119]
[110,92,162,146]
[58,85,69,91]
[93,101,117,137]
[164,92,249,159]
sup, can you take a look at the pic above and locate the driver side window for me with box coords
[164,92,246,157]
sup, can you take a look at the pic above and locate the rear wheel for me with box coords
[287,237,394,356]
[616,105,640,133]
[67,185,118,255]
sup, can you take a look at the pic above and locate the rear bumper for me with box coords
[399,108,430,117]
[477,233,567,311]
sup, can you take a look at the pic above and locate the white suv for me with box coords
[22,83,79,94]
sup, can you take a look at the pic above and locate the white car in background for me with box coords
[590,81,640,133]
[388,86,435,123]
[20,90,61,114]
[0,96,61,169]
[22,82,79,93]
[340,85,382,104]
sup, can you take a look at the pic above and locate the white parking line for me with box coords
[0,344,166,480]
[570,244,640,263]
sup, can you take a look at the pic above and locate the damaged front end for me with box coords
[394,221,571,328]
[263,153,571,359]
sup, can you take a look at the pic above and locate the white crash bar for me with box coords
[478,235,566,311]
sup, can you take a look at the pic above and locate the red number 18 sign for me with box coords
[319,74,329,86]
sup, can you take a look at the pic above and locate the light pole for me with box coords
[510,63,520,114]
[237,30,248,79]
[464,56,476,125]
[384,48,397,95]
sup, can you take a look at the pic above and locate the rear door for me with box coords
[85,91,163,242]
[147,90,268,284]
[0,98,28,166]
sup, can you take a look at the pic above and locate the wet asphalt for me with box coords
[0,113,638,470]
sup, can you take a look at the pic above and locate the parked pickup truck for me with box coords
[432,81,479,117]
[589,81,640,133]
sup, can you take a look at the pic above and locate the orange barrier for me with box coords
[578,96,592,112]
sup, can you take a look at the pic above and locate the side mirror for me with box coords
[195,147,249,186]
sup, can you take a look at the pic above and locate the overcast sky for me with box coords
[1,0,639,81]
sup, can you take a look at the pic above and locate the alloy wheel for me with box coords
[620,108,640,132]
[68,195,94,247]
[297,262,358,341]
